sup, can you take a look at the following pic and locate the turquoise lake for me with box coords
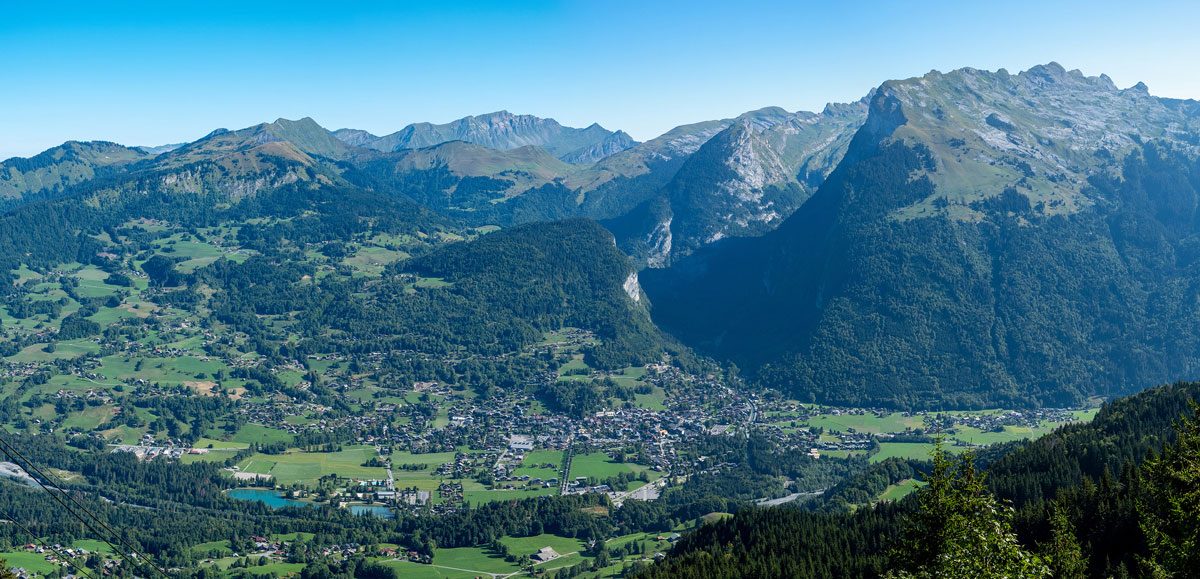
[227,488,311,509]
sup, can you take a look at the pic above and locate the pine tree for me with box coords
[1138,401,1200,576]
[887,444,1050,579]
[1042,506,1085,579]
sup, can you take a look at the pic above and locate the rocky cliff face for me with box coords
[617,102,869,265]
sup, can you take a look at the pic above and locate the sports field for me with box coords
[236,445,386,485]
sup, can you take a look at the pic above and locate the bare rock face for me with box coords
[641,101,870,264]
[623,272,642,302]
[355,111,639,164]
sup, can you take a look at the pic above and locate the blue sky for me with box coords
[3,0,1198,159]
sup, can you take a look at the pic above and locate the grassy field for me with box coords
[388,451,459,494]
[499,534,585,558]
[805,412,923,434]
[72,265,123,298]
[343,246,408,274]
[236,445,386,485]
[878,478,926,502]
[432,546,520,574]
[569,452,657,481]
[181,449,240,464]
[229,424,294,446]
[62,405,116,430]
[870,442,937,463]
[608,366,648,388]
[71,539,114,554]
[413,276,452,289]
[557,355,591,379]
[512,449,563,480]
[870,442,966,463]
[7,339,100,363]
[632,386,667,411]
[463,485,558,505]
[195,437,251,450]
[206,557,304,576]
[190,540,233,556]
[95,355,226,386]
[0,552,58,574]
[951,425,1047,445]
[381,560,482,578]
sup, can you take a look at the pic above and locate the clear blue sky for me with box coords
[3,0,1198,159]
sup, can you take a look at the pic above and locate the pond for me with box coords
[227,488,312,510]
[348,504,395,519]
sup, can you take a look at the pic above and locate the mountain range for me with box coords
[4,62,1199,408]
[332,110,639,165]
[644,63,1200,407]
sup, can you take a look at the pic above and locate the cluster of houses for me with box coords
[926,408,1078,434]
[12,543,117,577]
[111,437,190,460]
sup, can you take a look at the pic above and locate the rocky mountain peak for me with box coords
[864,63,1200,222]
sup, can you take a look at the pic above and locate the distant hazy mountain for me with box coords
[0,141,147,206]
[134,143,185,155]
[645,63,1200,408]
[329,128,380,148]
[334,111,639,164]
[559,129,638,165]
[342,113,764,226]
[347,140,580,224]
[163,117,354,166]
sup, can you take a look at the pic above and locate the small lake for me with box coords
[228,488,312,510]
[349,504,395,519]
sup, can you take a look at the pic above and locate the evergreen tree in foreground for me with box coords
[888,444,1049,579]
[1138,401,1200,577]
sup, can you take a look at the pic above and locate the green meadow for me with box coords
[235,445,386,485]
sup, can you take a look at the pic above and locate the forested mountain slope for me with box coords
[0,141,147,208]
[644,64,1200,408]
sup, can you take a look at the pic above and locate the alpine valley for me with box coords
[1,63,1199,579]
